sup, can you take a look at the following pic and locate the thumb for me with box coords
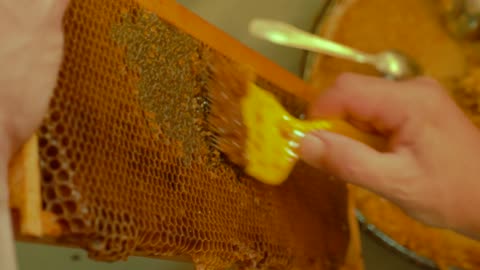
[299,130,396,193]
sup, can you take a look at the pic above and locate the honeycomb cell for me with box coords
[51,203,64,215]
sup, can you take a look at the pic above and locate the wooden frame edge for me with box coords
[8,134,62,239]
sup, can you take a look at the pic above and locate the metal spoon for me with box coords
[248,18,421,80]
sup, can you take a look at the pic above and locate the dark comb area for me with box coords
[36,0,351,269]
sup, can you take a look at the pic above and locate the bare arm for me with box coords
[0,1,68,269]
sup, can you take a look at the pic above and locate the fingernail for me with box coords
[299,133,325,168]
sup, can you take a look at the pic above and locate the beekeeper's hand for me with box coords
[300,73,480,239]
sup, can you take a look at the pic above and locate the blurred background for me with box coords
[16,0,424,269]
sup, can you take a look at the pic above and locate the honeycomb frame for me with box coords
[8,1,362,269]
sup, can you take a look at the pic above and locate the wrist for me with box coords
[445,180,480,240]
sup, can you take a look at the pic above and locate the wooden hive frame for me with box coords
[5,1,364,269]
